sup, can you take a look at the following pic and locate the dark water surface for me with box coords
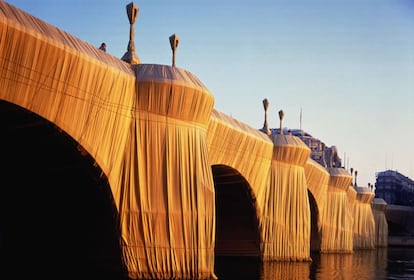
[214,247,414,280]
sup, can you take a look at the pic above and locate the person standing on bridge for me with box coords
[98,42,106,52]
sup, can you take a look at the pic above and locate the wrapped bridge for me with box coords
[0,2,386,279]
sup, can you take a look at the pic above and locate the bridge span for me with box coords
[0,2,387,279]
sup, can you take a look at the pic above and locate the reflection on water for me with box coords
[215,247,414,280]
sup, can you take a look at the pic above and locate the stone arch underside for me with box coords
[0,100,127,278]
[212,164,261,257]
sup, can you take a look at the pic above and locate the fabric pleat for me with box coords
[117,65,216,279]
[320,168,353,252]
[260,134,311,261]
[0,2,389,278]
[352,187,376,249]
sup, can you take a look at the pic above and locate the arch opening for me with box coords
[0,100,127,278]
[212,164,260,257]
[308,190,321,253]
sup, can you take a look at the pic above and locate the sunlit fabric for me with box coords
[206,109,273,193]
[0,1,386,278]
[118,64,216,279]
[1,2,217,278]
[372,198,388,247]
[207,117,312,261]
[207,111,276,257]
[0,1,136,180]
[320,168,353,252]
[353,187,376,249]
[304,158,329,230]
[346,187,357,249]
[261,134,311,261]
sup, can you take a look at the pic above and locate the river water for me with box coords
[214,247,414,280]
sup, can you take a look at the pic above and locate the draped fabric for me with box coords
[347,187,357,249]
[260,134,311,261]
[352,187,376,249]
[1,2,217,278]
[372,198,388,247]
[206,110,273,256]
[1,1,387,278]
[206,109,273,193]
[207,116,313,261]
[206,111,281,259]
[117,65,216,279]
[304,158,329,230]
[0,1,137,181]
[321,168,353,252]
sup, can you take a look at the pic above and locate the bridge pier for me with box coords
[352,187,376,249]
[372,198,388,247]
[116,64,216,279]
[260,133,312,261]
[320,168,353,253]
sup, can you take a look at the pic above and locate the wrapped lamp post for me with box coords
[169,33,179,67]
[121,2,141,64]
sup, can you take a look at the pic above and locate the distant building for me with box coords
[375,170,414,206]
[271,128,342,169]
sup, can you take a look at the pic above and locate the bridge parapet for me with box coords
[133,64,214,125]
[372,198,387,211]
[270,134,310,166]
[0,1,133,72]
[355,186,375,204]
[326,167,352,192]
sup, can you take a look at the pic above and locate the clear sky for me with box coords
[5,0,414,188]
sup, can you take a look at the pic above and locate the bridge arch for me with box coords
[308,190,321,252]
[212,164,261,257]
[0,100,127,277]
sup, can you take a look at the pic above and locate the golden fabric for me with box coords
[118,64,216,279]
[260,134,311,261]
[0,1,386,278]
[304,158,329,230]
[206,109,273,193]
[270,133,310,166]
[207,118,312,261]
[346,186,357,203]
[372,198,388,247]
[1,3,217,278]
[320,168,353,252]
[352,187,376,249]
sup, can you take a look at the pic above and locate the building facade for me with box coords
[375,170,414,206]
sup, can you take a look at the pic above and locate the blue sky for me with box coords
[5,0,414,187]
